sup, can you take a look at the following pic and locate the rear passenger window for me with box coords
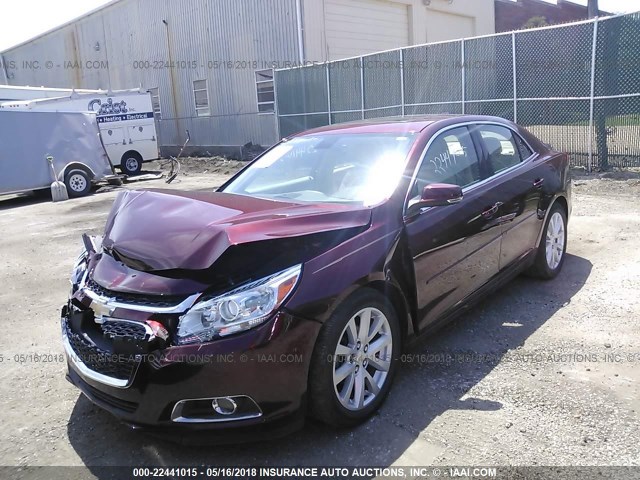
[478,125,523,174]
[516,135,534,159]
[413,127,481,194]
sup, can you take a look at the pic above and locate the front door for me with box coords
[404,126,502,332]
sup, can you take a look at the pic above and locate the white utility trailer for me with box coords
[0,86,159,175]
[0,110,118,198]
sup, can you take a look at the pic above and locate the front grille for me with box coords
[84,382,139,413]
[102,320,148,342]
[85,278,186,308]
[64,319,139,381]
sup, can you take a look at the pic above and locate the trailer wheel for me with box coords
[64,169,92,198]
[120,152,143,176]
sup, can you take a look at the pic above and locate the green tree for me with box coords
[523,16,549,29]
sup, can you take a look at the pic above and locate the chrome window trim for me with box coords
[171,395,263,424]
[403,120,538,216]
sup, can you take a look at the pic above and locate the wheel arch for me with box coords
[121,150,143,164]
[535,194,569,248]
[315,271,415,346]
[60,162,96,182]
[305,232,417,343]
[366,280,414,343]
[554,195,569,218]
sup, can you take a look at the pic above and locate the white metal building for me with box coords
[305,0,496,61]
[0,0,495,156]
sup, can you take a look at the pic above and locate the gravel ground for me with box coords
[0,162,639,475]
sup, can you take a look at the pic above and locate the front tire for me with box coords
[308,288,400,427]
[528,203,567,279]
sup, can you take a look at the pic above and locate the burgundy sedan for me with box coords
[62,115,570,439]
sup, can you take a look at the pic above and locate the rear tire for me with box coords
[308,288,400,427]
[528,203,567,279]
[120,152,143,176]
[64,169,92,198]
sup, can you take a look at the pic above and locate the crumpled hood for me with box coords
[102,189,372,272]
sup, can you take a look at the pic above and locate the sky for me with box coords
[0,0,640,51]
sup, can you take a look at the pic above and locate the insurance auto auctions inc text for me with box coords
[257,467,497,478]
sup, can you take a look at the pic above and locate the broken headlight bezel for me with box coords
[70,235,103,288]
[70,249,89,288]
[175,265,302,345]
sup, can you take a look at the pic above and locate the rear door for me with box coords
[128,124,156,143]
[404,125,502,331]
[474,124,546,269]
[101,126,126,148]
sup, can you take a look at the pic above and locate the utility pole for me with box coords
[588,0,611,170]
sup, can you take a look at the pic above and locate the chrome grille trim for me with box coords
[101,318,152,341]
[79,275,200,314]
[62,322,140,389]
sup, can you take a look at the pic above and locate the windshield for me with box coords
[222,133,417,206]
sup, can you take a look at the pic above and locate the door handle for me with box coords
[533,178,544,189]
[482,202,503,219]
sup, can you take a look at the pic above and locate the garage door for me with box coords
[425,10,475,43]
[325,0,410,60]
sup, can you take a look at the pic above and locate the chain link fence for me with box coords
[275,12,640,170]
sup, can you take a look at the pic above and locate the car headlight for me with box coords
[70,249,88,287]
[176,265,302,345]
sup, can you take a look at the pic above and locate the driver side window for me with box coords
[413,127,481,197]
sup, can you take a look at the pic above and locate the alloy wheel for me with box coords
[332,307,393,411]
[545,211,565,270]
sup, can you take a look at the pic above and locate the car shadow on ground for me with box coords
[67,254,592,473]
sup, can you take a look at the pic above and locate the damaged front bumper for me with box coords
[61,293,320,438]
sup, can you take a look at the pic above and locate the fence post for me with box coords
[360,56,365,120]
[512,32,518,123]
[588,17,599,173]
[400,49,405,117]
[461,39,466,114]
[273,70,281,140]
[326,63,332,125]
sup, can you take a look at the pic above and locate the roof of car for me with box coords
[290,115,498,137]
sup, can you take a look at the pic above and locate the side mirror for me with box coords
[407,183,463,215]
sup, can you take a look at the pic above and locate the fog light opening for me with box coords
[171,395,262,423]
[212,397,237,415]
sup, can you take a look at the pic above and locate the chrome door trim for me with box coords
[403,120,538,217]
